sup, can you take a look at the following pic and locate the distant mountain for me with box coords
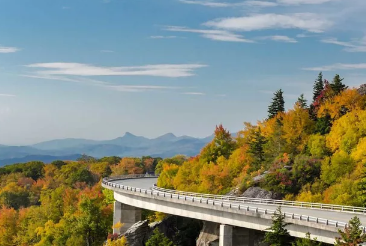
[32,138,99,150]
[0,132,237,165]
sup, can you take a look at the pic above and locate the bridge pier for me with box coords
[219,224,233,246]
[113,201,141,234]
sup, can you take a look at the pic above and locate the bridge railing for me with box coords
[152,186,366,214]
[102,176,366,232]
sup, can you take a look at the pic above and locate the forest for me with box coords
[158,73,366,207]
[1,72,366,245]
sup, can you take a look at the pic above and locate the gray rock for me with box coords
[124,220,149,246]
[358,84,366,95]
[241,186,282,200]
[196,221,220,246]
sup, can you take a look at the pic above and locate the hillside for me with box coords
[158,74,366,208]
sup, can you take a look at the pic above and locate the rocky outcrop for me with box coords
[124,220,150,246]
[122,215,202,246]
[241,186,282,200]
[196,221,220,246]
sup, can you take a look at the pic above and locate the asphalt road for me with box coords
[113,178,366,225]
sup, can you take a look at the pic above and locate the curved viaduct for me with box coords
[102,175,366,246]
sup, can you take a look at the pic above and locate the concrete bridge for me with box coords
[102,175,366,245]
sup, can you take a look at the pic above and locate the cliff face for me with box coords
[122,216,202,246]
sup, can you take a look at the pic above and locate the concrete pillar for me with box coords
[113,201,141,235]
[219,224,233,246]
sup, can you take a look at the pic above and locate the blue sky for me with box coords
[1,0,366,145]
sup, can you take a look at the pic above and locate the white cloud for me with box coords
[0,94,15,97]
[0,46,20,53]
[150,36,178,39]
[178,0,277,7]
[321,37,366,52]
[25,62,207,78]
[277,0,335,4]
[165,26,253,42]
[260,35,298,43]
[204,13,331,33]
[22,74,179,93]
[182,92,206,95]
[179,0,335,7]
[100,50,114,53]
[303,63,366,71]
[108,85,179,92]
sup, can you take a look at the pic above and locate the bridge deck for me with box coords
[113,178,366,226]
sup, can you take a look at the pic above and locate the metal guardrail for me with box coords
[153,186,366,214]
[102,175,366,232]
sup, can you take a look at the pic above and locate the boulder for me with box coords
[196,221,220,246]
[241,186,282,200]
[124,220,149,246]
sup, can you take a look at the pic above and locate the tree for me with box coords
[313,72,324,103]
[335,216,366,245]
[200,125,236,163]
[248,127,267,170]
[268,89,285,119]
[263,206,292,246]
[297,94,308,109]
[293,232,322,246]
[145,228,175,246]
[331,74,347,95]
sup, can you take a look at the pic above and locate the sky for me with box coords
[1,0,366,145]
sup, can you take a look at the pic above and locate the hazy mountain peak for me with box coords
[123,132,136,137]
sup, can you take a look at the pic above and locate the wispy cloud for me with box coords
[150,35,178,39]
[109,85,179,92]
[165,26,253,42]
[303,63,366,71]
[100,50,114,53]
[0,94,16,97]
[259,35,298,43]
[22,74,179,93]
[178,0,334,7]
[0,46,20,53]
[178,0,277,7]
[182,92,206,95]
[321,37,366,52]
[204,13,331,33]
[25,62,207,78]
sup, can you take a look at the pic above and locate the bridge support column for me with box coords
[113,201,141,235]
[219,224,233,246]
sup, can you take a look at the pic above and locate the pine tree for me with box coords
[292,233,322,246]
[248,127,267,170]
[146,228,175,246]
[330,74,347,95]
[313,72,324,103]
[268,89,285,119]
[297,94,308,109]
[263,207,292,246]
[335,216,366,245]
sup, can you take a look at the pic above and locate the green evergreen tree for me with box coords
[330,74,347,95]
[263,207,292,246]
[146,228,175,246]
[248,127,267,170]
[293,233,322,246]
[313,72,324,103]
[297,94,308,109]
[268,89,285,119]
[314,114,332,135]
[335,216,366,245]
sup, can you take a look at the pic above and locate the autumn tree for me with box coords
[200,124,236,163]
[268,89,285,119]
[335,216,366,245]
[263,207,292,246]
